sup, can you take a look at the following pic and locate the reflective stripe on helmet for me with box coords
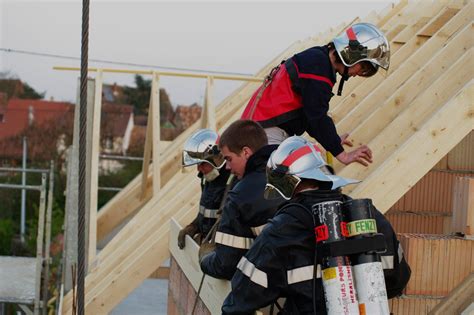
[281,144,322,167]
[346,26,357,41]
[237,256,268,288]
[215,231,253,249]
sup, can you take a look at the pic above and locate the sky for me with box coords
[0,0,392,107]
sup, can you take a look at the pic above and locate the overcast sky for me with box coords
[1,0,392,106]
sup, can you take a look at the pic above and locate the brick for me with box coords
[389,170,471,214]
[169,258,182,304]
[167,288,180,315]
[386,211,451,234]
[389,295,442,315]
[451,176,474,235]
[399,234,474,296]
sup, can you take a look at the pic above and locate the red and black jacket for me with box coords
[241,46,344,156]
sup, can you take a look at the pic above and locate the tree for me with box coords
[123,74,174,121]
[20,82,45,99]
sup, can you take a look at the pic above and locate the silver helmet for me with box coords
[333,22,390,75]
[182,128,225,169]
[264,136,360,200]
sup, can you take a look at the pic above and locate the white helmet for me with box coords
[182,129,225,169]
[264,136,360,200]
[333,22,390,75]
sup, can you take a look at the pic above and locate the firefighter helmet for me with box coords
[264,136,360,200]
[182,129,225,169]
[333,22,390,75]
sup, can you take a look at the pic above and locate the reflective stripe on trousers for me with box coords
[215,231,253,249]
[237,256,268,288]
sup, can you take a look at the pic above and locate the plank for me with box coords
[335,2,472,138]
[350,83,473,213]
[88,69,103,265]
[338,44,473,189]
[329,2,449,122]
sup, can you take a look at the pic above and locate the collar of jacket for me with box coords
[243,144,278,177]
[320,45,337,84]
[293,188,344,205]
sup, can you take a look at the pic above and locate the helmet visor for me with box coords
[182,149,225,169]
[264,167,301,200]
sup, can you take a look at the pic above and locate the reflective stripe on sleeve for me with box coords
[199,205,219,219]
[398,243,404,263]
[237,257,268,288]
[287,264,322,285]
[215,231,253,249]
[250,223,267,236]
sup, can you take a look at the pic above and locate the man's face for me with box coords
[220,145,252,179]
[197,162,214,175]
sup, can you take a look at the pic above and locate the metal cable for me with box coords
[77,0,89,314]
[0,47,254,77]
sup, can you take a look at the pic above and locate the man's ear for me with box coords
[241,146,254,159]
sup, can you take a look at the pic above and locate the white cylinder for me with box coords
[352,261,390,315]
[322,264,360,315]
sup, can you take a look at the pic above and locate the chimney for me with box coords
[28,105,34,126]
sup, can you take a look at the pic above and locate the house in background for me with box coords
[0,96,135,174]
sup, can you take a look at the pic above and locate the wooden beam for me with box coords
[63,171,202,310]
[376,0,408,30]
[329,0,447,119]
[151,72,161,196]
[169,219,230,315]
[417,6,461,37]
[148,266,170,279]
[339,48,473,191]
[342,24,472,165]
[330,3,460,123]
[335,2,472,138]
[88,69,103,265]
[350,83,473,213]
[140,100,153,199]
[428,273,474,315]
[451,177,474,235]
[94,19,350,242]
[82,199,198,314]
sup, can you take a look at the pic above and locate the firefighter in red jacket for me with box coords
[242,23,390,167]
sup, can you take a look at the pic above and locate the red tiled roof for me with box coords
[0,98,74,140]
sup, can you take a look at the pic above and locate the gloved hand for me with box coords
[177,222,199,249]
[198,242,216,262]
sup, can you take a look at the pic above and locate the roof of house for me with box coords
[0,99,134,159]
[101,102,134,138]
[0,98,74,140]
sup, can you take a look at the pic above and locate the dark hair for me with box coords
[219,119,268,154]
[327,42,343,65]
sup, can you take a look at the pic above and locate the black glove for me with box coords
[177,222,199,249]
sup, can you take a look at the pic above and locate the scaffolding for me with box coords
[0,163,55,315]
